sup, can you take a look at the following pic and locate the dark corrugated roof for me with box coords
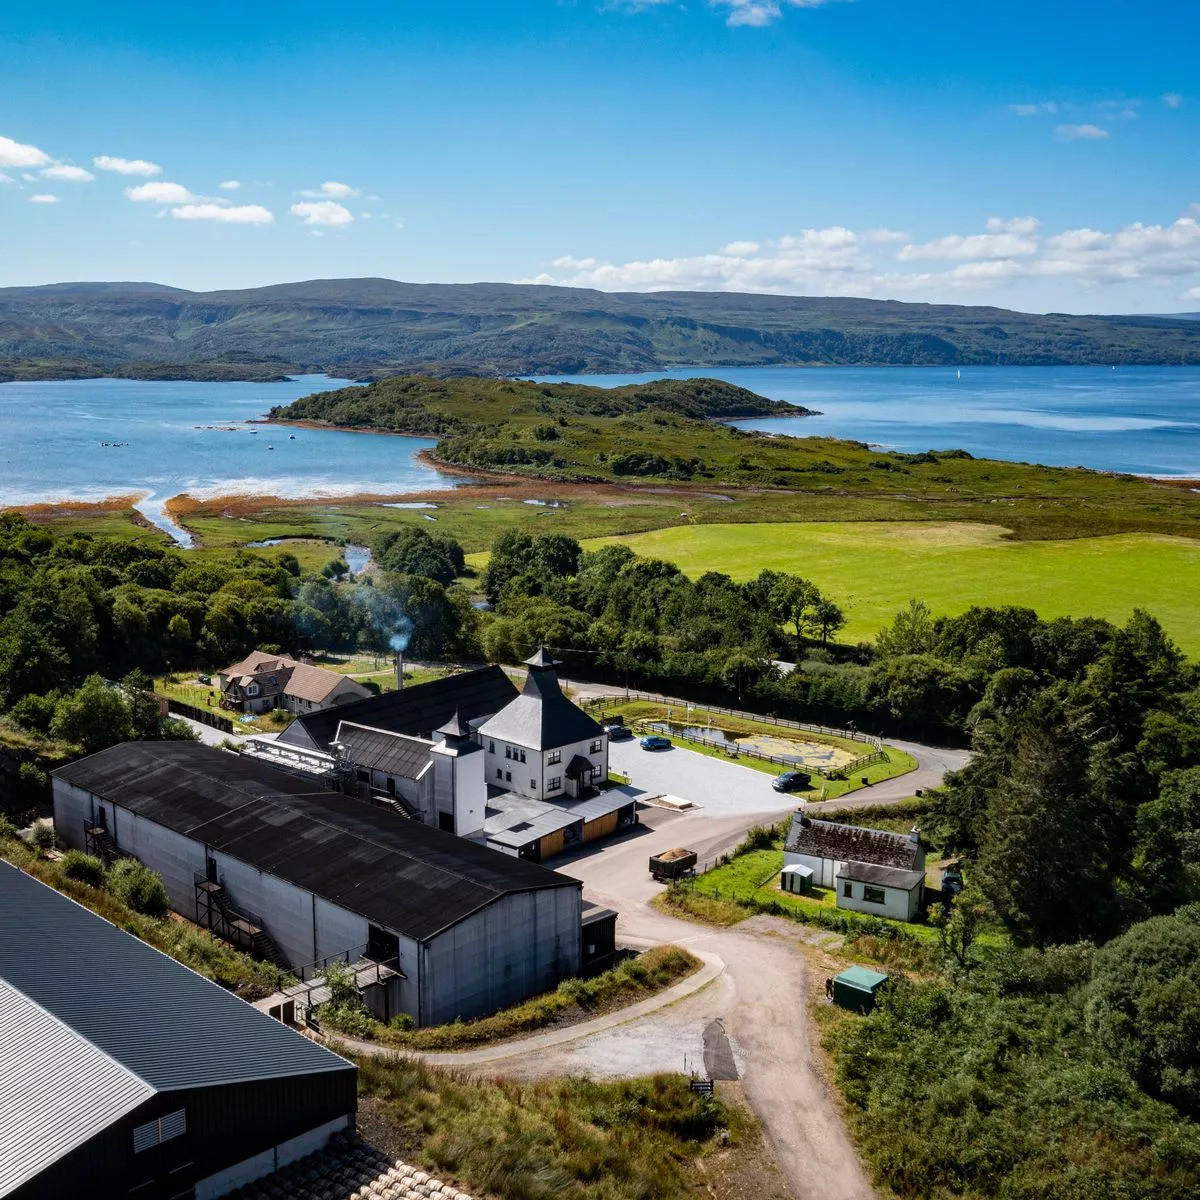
[0,862,352,1100]
[54,742,579,941]
[785,816,922,870]
[334,722,433,780]
[837,860,925,890]
[479,665,602,750]
[277,665,518,751]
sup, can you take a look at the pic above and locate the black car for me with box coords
[940,865,964,898]
[604,723,633,741]
[772,770,812,793]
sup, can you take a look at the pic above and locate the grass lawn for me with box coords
[155,675,291,734]
[587,521,1200,656]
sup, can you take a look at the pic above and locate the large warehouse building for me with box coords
[52,742,584,1025]
[0,861,356,1200]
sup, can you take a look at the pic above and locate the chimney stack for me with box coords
[394,649,404,691]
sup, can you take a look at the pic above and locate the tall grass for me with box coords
[355,1053,739,1200]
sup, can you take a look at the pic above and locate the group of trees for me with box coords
[0,515,482,818]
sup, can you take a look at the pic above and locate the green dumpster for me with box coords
[832,965,889,1014]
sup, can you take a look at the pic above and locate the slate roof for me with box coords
[785,815,922,870]
[479,661,602,751]
[278,666,518,751]
[220,652,368,705]
[0,862,352,1195]
[54,742,579,941]
[837,860,926,890]
[334,721,433,780]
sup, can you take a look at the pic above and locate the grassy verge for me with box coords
[0,832,286,999]
[353,1053,758,1200]
[330,945,702,1051]
[155,674,289,733]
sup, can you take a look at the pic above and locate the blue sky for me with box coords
[3,0,1198,312]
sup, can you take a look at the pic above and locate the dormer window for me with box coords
[246,682,259,697]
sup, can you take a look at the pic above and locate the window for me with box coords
[547,776,562,792]
[505,746,512,760]
[518,749,527,764]
[590,740,602,753]
[505,770,511,783]
[863,885,886,905]
[531,779,537,790]
[134,1109,186,1153]
[496,768,503,779]
[489,740,495,752]
[547,750,561,765]
[842,882,853,898]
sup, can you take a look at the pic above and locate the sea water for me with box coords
[533,365,1200,478]
[0,374,455,543]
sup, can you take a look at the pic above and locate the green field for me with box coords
[588,521,1200,656]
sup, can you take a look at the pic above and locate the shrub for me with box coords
[389,1012,415,1032]
[30,822,55,853]
[60,850,106,887]
[107,858,170,917]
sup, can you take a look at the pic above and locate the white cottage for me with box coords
[478,649,608,801]
[784,813,926,922]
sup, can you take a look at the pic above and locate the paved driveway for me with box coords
[609,738,799,818]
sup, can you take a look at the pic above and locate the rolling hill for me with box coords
[3,278,1200,378]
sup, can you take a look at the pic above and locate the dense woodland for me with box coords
[5,278,1200,374]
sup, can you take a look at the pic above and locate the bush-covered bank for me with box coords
[322,945,701,1050]
[827,932,1200,1200]
[353,1053,750,1200]
[0,823,284,999]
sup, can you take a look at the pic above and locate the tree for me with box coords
[768,574,817,657]
[50,675,134,754]
[1135,767,1200,911]
[107,858,170,917]
[975,710,1119,947]
[121,669,162,739]
[875,598,937,658]
[721,650,765,703]
[929,885,990,969]
[1085,906,1200,1115]
[371,527,463,585]
[812,597,845,646]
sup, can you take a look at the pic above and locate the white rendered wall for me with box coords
[837,879,921,922]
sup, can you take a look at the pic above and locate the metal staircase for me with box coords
[194,872,291,971]
[83,820,122,865]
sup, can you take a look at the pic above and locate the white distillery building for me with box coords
[52,742,583,1026]
[478,649,608,802]
[783,813,926,922]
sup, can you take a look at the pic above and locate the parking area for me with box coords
[608,737,800,818]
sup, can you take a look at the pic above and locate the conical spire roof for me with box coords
[434,708,473,741]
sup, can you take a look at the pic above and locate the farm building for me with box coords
[52,742,584,1026]
[479,649,609,801]
[276,664,518,752]
[217,650,371,715]
[0,861,356,1200]
[251,659,634,861]
[784,813,926,921]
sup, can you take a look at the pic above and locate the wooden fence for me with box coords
[583,689,884,751]
[166,699,234,734]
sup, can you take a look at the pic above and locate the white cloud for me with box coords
[41,164,94,182]
[0,134,52,168]
[1163,92,1183,109]
[298,180,360,199]
[522,210,1200,301]
[290,200,354,226]
[1009,101,1059,117]
[28,193,59,204]
[1056,123,1110,141]
[713,0,836,26]
[125,181,194,204]
[218,179,241,190]
[170,203,274,224]
[93,155,162,176]
[0,171,11,184]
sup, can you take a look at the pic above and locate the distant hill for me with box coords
[3,278,1200,377]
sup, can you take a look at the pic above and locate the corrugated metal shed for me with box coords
[0,977,154,1198]
[54,742,579,941]
[333,721,433,780]
[277,665,518,751]
[483,791,632,849]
